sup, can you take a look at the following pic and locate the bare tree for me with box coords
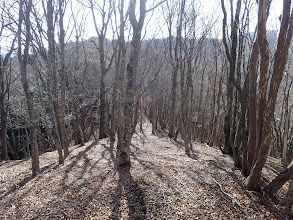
[17,0,40,176]
[245,29,259,176]
[110,0,127,147]
[89,0,115,139]
[245,0,293,190]
[0,2,15,160]
[164,0,184,139]
[46,0,64,164]
[58,0,70,156]
[220,0,242,156]
[117,0,147,167]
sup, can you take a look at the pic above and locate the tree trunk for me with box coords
[168,70,177,138]
[199,88,209,143]
[245,0,293,190]
[233,102,246,169]
[47,0,64,164]
[140,99,143,132]
[152,84,157,134]
[132,98,141,135]
[34,66,55,151]
[115,0,126,148]
[0,38,15,160]
[65,36,84,146]
[0,94,8,160]
[25,127,30,157]
[245,36,259,177]
[285,180,293,213]
[209,56,218,144]
[17,0,40,176]
[265,160,293,196]
[59,0,69,156]
[118,0,146,167]
[168,0,185,139]
[110,83,117,143]
[174,115,181,141]
[220,0,242,156]
[211,63,224,147]
[283,104,293,164]
[98,36,108,139]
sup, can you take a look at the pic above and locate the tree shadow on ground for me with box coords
[186,151,199,160]
[110,166,146,220]
[100,142,116,168]
[265,158,284,175]
[153,129,169,139]
[61,140,98,182]
[182,144,287,219]
[170,139,185,151]
[130,144,155,169]
[28,140,116,219]
[2,159,29,168]
[208,157,288,219]
[171,139,199,160]
[0,162,58,200]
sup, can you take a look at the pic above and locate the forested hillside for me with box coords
[1,0,293,218]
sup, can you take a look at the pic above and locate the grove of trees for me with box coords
[1,0,293,212]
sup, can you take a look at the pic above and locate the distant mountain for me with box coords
[249,30,278,42]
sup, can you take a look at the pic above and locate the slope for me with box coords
[0,121,290,219]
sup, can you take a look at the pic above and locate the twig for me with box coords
[1,171,7,182]
[250,191,284,219]
[159,181,166,202]
[212,177,250,219]
[172,174,196,199]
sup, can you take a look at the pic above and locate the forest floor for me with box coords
[0,121,291,219]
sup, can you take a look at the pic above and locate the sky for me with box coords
[73,0,222,40]
[0,0,286,53]
[73,0,283,41]
[199,0,283,38]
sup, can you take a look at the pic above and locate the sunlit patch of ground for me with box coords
[0,122,289,219]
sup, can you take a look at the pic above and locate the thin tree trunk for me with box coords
[110,83,117,142]
[283,104,293,164]
[33,55,55,152]
[168,0,185,139]
[47,0,64,164]
[115,0,126,148]
[168,70,177,138]
[132,98,141,135]
[0,39,15,160]
[59,0,69,156]
[209,58,218,144]
[211,63,224,147]
[17,0,40,176]
[174,115,181,141]
[199,88,210,143]
[220,0,242,156]
[0,95,8,160]
[65,36,85,146]
[98,37,108,139]
[245,35,259,177]
[152,84,157,134]
[140,99,143,132]
[25,127,30,157]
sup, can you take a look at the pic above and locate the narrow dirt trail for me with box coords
[0,122,288,219]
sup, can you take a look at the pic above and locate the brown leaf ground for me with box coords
[0,122,291,219]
